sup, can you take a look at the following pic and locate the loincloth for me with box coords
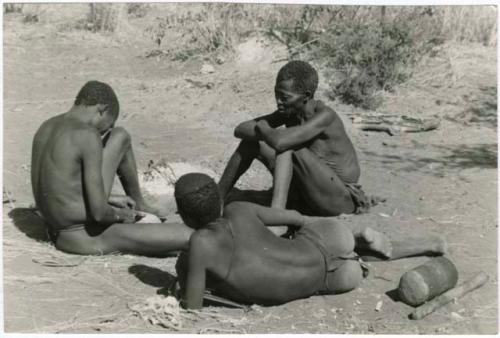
[297,226,369,294]
[344,183,371,214]
[316,156,377,214]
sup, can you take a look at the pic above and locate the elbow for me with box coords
[233,127,243,139]
[234,123,248,139]
[273,139,288,153]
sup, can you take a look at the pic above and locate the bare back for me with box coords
[302,100,360,183]
[32,114,94,230]
[206,203,324,305]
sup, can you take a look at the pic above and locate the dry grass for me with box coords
[8,4,496,56]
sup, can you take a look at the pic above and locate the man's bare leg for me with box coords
[218,140,259,201]
[101,127,162,217]
[388,236,447,260]
[218,140,276,202]
[55,222,194,256]
[354,228,393,258]
[269,150,293,236]
[355,227,447,261]
[291,148,355,216]
[271,150,293,209]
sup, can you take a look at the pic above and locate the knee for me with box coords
[108,127,131,147]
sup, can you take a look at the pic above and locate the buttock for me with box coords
[48,224,85,244]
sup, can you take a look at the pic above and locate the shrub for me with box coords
[316,21,417,109]
[85,3,128,32]
[4,4,23,14]
[127,3,150,18]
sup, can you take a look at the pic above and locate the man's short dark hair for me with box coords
[74,81,119,118]
[276,60,319,96]
[174,173,221,229]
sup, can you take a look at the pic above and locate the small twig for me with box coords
[288,38,320,53]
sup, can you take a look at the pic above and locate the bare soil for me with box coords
[3,12,498,334]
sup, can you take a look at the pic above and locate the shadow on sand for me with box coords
[8,207,50,242]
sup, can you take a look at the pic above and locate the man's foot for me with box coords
[357,228,393,258]
[428,235,448,255]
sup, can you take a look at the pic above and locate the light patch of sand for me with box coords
[139,161,217,213]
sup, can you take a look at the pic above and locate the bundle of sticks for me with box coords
[351,113,440,136]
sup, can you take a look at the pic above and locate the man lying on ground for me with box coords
[174,173,446,309]
[31,81,192,255]
[218,60,371,235]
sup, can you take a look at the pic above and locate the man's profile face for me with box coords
[96,109,117,135]
[274,79,306,117]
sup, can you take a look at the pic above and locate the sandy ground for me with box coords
[2,12,498,334]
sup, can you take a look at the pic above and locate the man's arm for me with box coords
[78,129,135,224]
[257,109,335,152]
[234,112,286,141]
[182,231,211,309]
[234,203,305,228]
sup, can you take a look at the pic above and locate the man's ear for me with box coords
[96,103,108,115]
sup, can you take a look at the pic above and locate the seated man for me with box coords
[219,61,370,232]
[31,81,193,255]
[174,173,446,309]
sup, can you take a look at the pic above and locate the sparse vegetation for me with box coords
[5,3,497,108]
[315,21,417,109]
[85,3,128,33]
[4,3,23,14]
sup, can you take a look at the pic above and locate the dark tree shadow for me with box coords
[129,264,177,296]
[8,207,50,242]
[363,142,497,177]
[457,86,498,128]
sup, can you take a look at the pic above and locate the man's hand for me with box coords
[109,195,136,209]
[116,207,145,223]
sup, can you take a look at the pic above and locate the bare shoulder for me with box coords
[72,124,101,148]
[315,100,339,118]
[189,229,219,255]
[33,116,58,143]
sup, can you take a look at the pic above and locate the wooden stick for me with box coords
[410,272,489,320]
[358,124,397,136]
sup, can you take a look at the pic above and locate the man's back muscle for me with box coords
[32,115,91,229]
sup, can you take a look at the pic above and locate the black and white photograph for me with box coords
[2,1,498,334]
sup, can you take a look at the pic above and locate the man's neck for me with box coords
[66,105,94,125]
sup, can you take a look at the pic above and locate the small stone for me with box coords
[201,64,215,74]
[375,300,383,312]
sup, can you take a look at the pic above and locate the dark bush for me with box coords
[318,21,416,109]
